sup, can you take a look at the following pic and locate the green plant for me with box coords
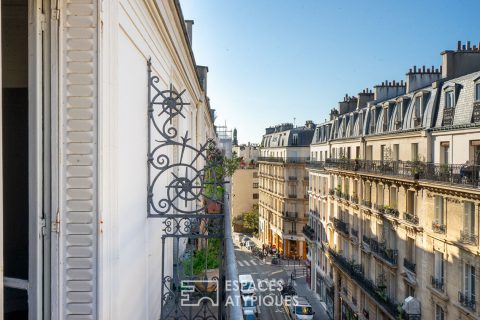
[183,239,221,275]
[243,205,259,234]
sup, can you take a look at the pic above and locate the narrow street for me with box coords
[234,239,328,320]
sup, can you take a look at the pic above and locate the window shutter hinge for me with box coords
[41,218,47,236]
[52,209,60,233]
[52,9,60,20]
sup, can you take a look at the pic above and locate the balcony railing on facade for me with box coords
[370,238,398,266]
[333,217,349,235]
[403,212,419,225]
[351,228,359,239]
[306,160,325,170]
[432,222,446,234]
[460,230,478,245]
[302,225,315,241]
[430,276,444,292]
[283,211,297,220]
[327,248,401,318]
[403,258,416,273]
[258,156,310,164]
[458,291,476,311]
[324,158,480,189]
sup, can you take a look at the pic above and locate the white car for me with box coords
[239,274,256,296]
[285,296,315,320]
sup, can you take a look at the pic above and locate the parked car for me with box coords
[239,274,256,296]
[242,294,259,316]
[241,237,251,245]
[284,296,315,320]
[243,309,257,320]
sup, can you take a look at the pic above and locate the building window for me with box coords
[292,134,298,145]
[405,283,415,298]
[476,83,480,101]
[440,142,449,164]
[463,262,476,302]
[434,251,444,286]
[463,201,476,235]
[392,144,399,161]
[414,96,422,119]
[445,90,454,108]
[435,304,445,320]
[253,183,259,188]
[411,143,418,161]
[390,187,397,209]
[253,172,258,178]
[253,193,259,199]
[434,196,444,225]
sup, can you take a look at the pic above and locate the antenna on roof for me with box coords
[294,117,296,127]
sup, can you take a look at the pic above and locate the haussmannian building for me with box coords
[258,122,315,258]
[304,41,480,320]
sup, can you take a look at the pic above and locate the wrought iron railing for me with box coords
[324,158,480,188]
[306,160,325,170]
[431,276,444,292]
[333,217,349,235]
[351,228,359,239]
[403,258,416,273]
[460,230,478,245]
[327,248,401,318]
[351,195,359,204]
[432,222,446,234]
[459,291,476,311]
[258,156,310,163]
[404,212,419,225]
[302,225,315,241]
[361,199,372,208]
[370,239,398,265]
[288,176,297,181]
[384,207,400,218]
[288,194,297,198]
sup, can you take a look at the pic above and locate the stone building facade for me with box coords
[258,122,315,258]
[304,42,480,320]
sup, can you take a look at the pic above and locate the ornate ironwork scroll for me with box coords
[147,59,226,320]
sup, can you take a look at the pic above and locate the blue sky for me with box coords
[181,0,480,144]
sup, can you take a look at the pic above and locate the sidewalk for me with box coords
[291,274,328,320]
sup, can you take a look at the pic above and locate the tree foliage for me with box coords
[243,204,259,234]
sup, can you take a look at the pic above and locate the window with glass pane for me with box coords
[377,185,384,206]
[435,304,445,320]
[411,143,418,161]
[414,96,421,118]
[434,251,444,281]
[445,90,454,108]
[434,196,444,224]
[476,83,480,101]
[464,263,476,299]
[390,187,397,208]
[464,202,476,234]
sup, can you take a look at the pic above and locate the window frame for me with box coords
[475,82,480,102]
[445,90,455,109]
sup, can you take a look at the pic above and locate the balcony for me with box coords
[384,207,399,218]
[430,276,444,292]
[328,188,335,196]
[302,225,315,241]
[306,160,325,170]
[432,222,446,234]
[283,211,297,220]
[442,107,455,126]
[370,239,398,266]
[460,230,478,245]
[404,212,419,225]
[351,228,359,239]
[288,194,297,199]
[350,195,359,204]
[361,199,372,208]
[373,203,384,212]
[288,176,297,181]
[258,156,310,164]
[324,158,480,189]
[333,218,349,235]
[327,248,401,318]
[403,258,416,273]
[459,292,476,311]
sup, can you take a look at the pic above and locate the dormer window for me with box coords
[292,133,298,145]
[414,96,422,119]
[475,83,480,101]
[445,90,455,108]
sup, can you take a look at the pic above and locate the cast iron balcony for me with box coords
[327,248,401,318]
[351,228,359,239]
[283,211,297,220]
[404,212,419,225]
[431,276,444,292]
[459,291,476,311]
[288,194,297,199]
[333,217,349,235]
[373,203,384,212]
[306,160,325,170]
[288,176,297,181]
[302,225,315,241]
[432,222,446,234]
[370,239,398,266]
[384,207,400,218]
[324,158,480,189]
[460,230,478,245]
[403,258,416,273]
[328,188,335,196]
[350,195,359,204]
[361,199,372,208]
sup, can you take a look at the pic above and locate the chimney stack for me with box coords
[184,20,194,45]
[442,40,480,78]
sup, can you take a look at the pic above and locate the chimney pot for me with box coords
[409,68,412,73]
[422,65,426,72]
[413,66,417,72]
[467,41,471,50]
[458,41,462,50]
[462,44,466,50]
